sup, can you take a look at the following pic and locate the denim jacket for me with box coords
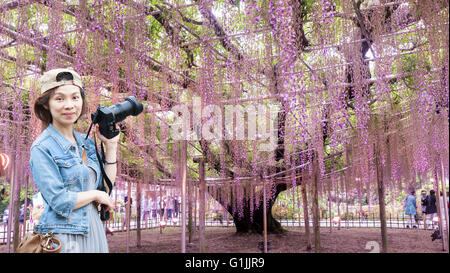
[30,124,104,235]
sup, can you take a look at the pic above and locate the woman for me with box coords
[404,191,417,228]
[30,68,118,252]
[425,190,437,229]
[420,190,428,229]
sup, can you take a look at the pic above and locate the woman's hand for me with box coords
[94,124,119,193]
[74,190,114,211]
[96,190,115,211]
[95,124,119,162]
[95,124,120,147]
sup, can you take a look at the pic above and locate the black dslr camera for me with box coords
[91,96,144,139]
[87,96,143,221]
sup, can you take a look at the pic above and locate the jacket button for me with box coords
[84,231,87,234]
[83,212,87,216]
[83,178,88,182]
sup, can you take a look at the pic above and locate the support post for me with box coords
[440,159,449,250]
[300,178,312,250]
[198,159,206,253]
[126,171,131,253]
[312,158,321,253]
[374,142,388,253]
[195,157,206,253]
[433,169,446,251]
[188,170,193,243]
[12,156,21,252]
[136,173,142,248]
[263,178,268,253]
[179,140,187,253]
[22,176,30,238]
[6,148,15,253]
[328,182,332,233]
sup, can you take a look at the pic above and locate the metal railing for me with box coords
[0,212,437,245]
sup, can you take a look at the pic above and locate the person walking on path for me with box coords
[30,68,118,253]
[2,207,8,226]
[167,196,174,221]
[420,190,428,229]
[151,197,158,224]
[173,195,179,218]
[141,195,151,229]
[404,191,417,228]
[425,190,437,229]
[121,196,132,232]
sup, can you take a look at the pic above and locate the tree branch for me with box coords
[194,0,243,61]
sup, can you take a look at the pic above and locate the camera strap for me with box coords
[93,132,113,195]
[85,123,113,194]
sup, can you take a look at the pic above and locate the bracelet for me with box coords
[104,160,117,165]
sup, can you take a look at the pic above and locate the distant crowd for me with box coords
[403,189,449,230]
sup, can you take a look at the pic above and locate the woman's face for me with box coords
[48,85,83,128]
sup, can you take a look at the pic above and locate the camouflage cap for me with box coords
[39,68,83,94]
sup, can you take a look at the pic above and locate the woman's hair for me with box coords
[34,72,88,128]
[430,190,435,195]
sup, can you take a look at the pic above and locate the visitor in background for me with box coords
[167,195,174,221]
[160,195,167,220]
[141,195,151,229]
[425,190,437,229]
[19,204,25,236]
[156,195,162,221]
[151,197,157,224]
[213,202,224,225]
[121,195,132,232]
[404,190,417,228]
[173,195,179,218]
[177,196,181,218]
[420,190,428,229]
[2,207,8,226]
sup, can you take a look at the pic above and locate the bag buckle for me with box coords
[42,232,55,250]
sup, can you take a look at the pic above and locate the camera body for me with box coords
[91,96,144,139]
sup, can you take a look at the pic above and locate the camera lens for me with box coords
[109,96,144,123]
[125,96,144,116]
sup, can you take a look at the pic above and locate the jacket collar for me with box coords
[45,124,86,154]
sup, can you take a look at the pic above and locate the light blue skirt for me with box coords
[55,168,109,253]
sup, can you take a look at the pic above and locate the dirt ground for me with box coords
[105,227,447,253]
[1,227,446,253]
